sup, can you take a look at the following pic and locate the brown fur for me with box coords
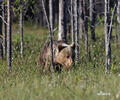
[37,40,74,72]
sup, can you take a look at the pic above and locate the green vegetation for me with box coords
[0,24,120,100]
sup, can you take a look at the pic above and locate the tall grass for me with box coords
[0,24,120,100]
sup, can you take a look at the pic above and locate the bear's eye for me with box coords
[67,55,69,58]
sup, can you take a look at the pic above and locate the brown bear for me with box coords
[37,40,75,72]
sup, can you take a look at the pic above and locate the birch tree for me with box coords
[71,0,74,43]
[7,0,12,72]
[117,0,120,24]
[58,0,68,41]
[83,0,88,54]
[58,0,64,41]
[42,0,54,70]
[90,0,96,41]
[104,0,111,73]
[2,2,7,56]
[79,0,84,40]
[0,1,3,59]
[49,0,54,70]
[71,0,75,63]
[19,0,24,58]
[117,0,120,42]
[76,0,79,62]
[73,0,79,62]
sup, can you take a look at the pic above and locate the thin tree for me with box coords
[19,0,24,57]
[117,0,120,24]
[76,0,79,62]
[2,1,7,56]
[83,0,88,54]
[64,0,69,41]
[79,0,84,40]
[71,0,75,63]
[58,0,67,41]
[117,0,120,42]
[42,0,54,71]
[71,0,75,43]
[73,0,79,62]
[89,0,96,41]
[7,0,12,73]
[49,0,54,71]
[0,1,3,59]
[104,0,111,74]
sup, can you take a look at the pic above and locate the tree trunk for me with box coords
[90,0,96,41]
[7,0,12,72]
[20,0,24,58]
[2,3,7,56]
[79,0,84,40]
[71,0,74,43]
[83,0,88,54]
[49,0,54,71]
[42,0,54,70]
[0,2,3,59]
[117,0,120,42]
[104,0,111,74]
[58,0,67,41]
[71,0,75,64]
[73,0,79,62]
[117,0,120,24]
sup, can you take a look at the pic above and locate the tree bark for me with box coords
[104,0,111,74]
[90,0,96,41]
[83,0,88,54]
[117,0,120,24]
[79,0,84,40]
[0,2,3,59]
[58,0,64,41]
[20,0,24,58]
[73,0,79,62]
[42,0,54,70]
[76,0,79,62]
[7,0,12,72]
[49,0,54,71]
[71,0,75,64]
[58,0,67,41]
[71,0,74,43]
[2,2,7,56]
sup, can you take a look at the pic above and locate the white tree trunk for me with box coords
[7,0,12,72]
[79,0,84,39]
[104,0,111,74]
[71,0,74,43]
[58,0,64,40]
[73,0,79,61]
[117,0,120,24]
[71,0,75,64]
[49,0,54,70]
[20,0,24,58]
[58,0,67,41]
[0,2,3,59]
[2,2,7,56]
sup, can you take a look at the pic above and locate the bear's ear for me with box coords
[70,42,75,48]
[58,44,68,52]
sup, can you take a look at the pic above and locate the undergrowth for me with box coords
[0,24,120,100]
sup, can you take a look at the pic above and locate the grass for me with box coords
[0,23,120,100]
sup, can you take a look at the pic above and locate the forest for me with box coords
[0,0,120,100]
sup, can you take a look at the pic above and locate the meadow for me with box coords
[0,23,120,100]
